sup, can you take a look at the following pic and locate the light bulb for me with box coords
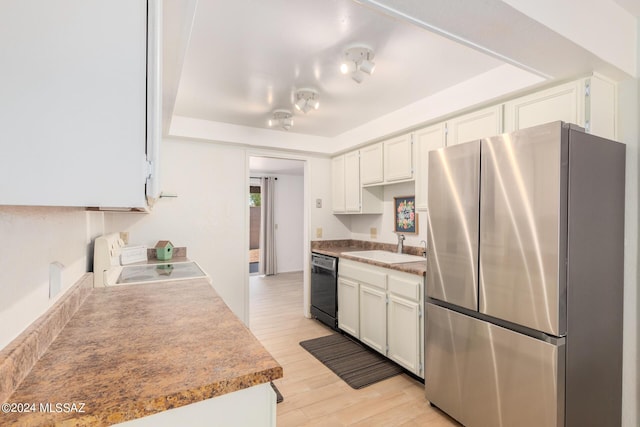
[340,61,356,74]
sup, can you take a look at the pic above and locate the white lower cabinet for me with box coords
[338,258,424,378]
[388,295,421,375]
[337,277,360,338]
[359,284,387,354]
[118,382,276,427]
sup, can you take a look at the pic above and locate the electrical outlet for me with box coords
[315,198,322,208]
[370,227,377,239]
[316,227,323,238]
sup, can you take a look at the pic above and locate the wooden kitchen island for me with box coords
[0,277,282,426]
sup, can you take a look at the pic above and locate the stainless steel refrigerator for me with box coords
[425,121,625,427]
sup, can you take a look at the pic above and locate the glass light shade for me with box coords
[294,97,306,111]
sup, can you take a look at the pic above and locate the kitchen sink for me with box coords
[346,250,426,264]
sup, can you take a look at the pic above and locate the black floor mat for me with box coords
[299,334,403,389]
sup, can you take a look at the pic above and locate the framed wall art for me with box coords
[394,196,417,234]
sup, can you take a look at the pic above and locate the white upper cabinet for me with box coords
[344,151,361,212]
[414,123,446,210]
[447,105,503,146]
[360,143,384,185]
[504,76,616,140]
[504,80,583,134]
[586,75,616,140]
[332,150,383,214]
[383,134,414,182]
[504,75,617,139]
[331,155,346,212]
[360,134,414,187]
[331,76,616,217]
[0,0,160,209]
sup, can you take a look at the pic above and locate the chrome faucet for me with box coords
[420,240,427,258]
[397,234,405,254]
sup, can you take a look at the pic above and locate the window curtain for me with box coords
[260,177,277,276]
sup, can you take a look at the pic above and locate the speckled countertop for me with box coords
[311,240,427,276]
[2,279,282,426]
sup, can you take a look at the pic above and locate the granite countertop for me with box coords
[311,240,427,276]
[2,279,282,426]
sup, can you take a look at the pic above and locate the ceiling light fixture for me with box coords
[267,109,294,131]
[293,89,320,114]
[340,46,376,83]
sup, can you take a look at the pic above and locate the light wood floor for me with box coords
[249,271,461,427]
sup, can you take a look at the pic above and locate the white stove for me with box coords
[93,233,209,287]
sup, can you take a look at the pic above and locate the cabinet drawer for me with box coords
[388,274,422,301]
[339,260,387,289]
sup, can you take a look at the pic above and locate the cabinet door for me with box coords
[331,155,346,212]
[383,134,413,182]
[360,143,383,185]
[0,0,148,208]
[388,295,421,376]
[359,284,387,354]
[447,105,502,146]
[414,123,446,210]
[338,277,359,338]
[344,150,361,212]
[587,75,616,140]
[504,80,584,133]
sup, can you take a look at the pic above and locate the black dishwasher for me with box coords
[310,253,338,330]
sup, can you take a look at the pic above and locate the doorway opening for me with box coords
[249,182,261,274]
[248,156,305,277]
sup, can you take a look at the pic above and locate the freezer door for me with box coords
[479,122,567,336]
[426,140,480,310]
[425,303,565,427]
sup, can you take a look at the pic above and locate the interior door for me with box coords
[426,140,480,311]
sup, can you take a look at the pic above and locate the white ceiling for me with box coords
[172,0,505,137]
[163,0,638,145]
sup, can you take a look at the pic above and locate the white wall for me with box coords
[308,157,351,241]
[273,174,304,273]
[105,139,350,324]
[349,181,427,249]
[0,208,103,349]
[105,137,249,323]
